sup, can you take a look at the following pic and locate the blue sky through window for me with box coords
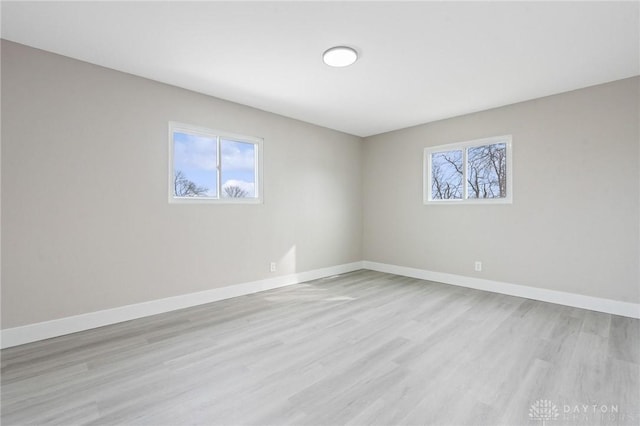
[173,132,217,196]
[173,131,257,198]
[221,139,256,197]
[467,143,506,199]
[431,150,463,199]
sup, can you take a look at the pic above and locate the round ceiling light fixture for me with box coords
[322,46,358,67]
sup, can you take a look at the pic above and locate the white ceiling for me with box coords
[2,1,639,137]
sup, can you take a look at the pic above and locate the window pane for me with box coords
[466,143,507,199]
[172,131,217,197]
[220,139,256,198]
[431,150,463,199]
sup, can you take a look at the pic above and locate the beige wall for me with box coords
[363,77,640,303]
[2,40,638,330]
[1,41,363,328]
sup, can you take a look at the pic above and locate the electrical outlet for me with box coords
[474,261,482,272]
[270,262,277,272]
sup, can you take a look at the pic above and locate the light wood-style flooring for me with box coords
[2,270,639,425]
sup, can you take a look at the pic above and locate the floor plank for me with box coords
[2,270,638,425]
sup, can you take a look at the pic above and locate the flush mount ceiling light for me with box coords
[322,46,358,67]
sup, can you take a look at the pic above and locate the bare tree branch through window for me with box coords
[431,150,463,199]
[467,143,506,199]
[425,138,511,203]
[174,170,209,197]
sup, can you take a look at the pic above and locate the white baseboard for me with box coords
[363,261,640,319]
[3,260,637,349]
[0,261,364,349]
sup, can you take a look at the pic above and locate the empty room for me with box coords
[1,1,639,425]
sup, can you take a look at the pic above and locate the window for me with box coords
[424,135,512,204]
[169,122,263,203]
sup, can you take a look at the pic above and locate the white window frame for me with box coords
[424,135,512,204]
[168,121,263,204]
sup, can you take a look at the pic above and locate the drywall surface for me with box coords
[1,41,363,327]
[363,76,640,303]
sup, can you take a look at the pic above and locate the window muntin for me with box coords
[424,136,512,204]
[169,122,262,203]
